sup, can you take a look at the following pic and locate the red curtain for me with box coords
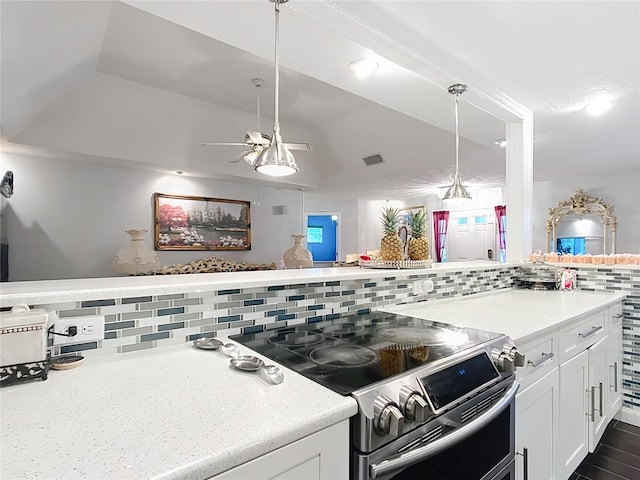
[432,210,450,262]
[495,205,507,262]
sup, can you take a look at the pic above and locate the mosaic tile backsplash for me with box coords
[32,264,640,413]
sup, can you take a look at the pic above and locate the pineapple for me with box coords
[408,210,430,260]
[379,207,404,261]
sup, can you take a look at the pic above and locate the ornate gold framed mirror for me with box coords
[546,188,617,254]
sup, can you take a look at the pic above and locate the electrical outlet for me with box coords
[52,315,105,346]
[412,279,435,295]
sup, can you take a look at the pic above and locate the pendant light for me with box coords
[255,0,299,177]
[443,84,472,208]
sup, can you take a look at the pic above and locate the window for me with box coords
[474,215,487,225]
[307,226,323,244]
[457,217,468,225]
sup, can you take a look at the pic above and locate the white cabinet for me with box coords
[588,335,609,450]
[515,367,559,480]
[557,349,589,480]
[605,325,623,419]
[210,421,350,480]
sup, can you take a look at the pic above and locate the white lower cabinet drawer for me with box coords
[517,331,559,391]
[559,309,607,364]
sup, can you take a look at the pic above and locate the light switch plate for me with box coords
[52,315,105,345]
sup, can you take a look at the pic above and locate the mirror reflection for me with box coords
[546,188,617,255]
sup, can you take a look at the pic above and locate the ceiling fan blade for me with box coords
[230,149,253,163]
[283,142,312,151]
[246,130,269,145]
[202,142,249,147]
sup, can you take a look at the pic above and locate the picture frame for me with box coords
[154,193,251,251]
[398,205,426,228]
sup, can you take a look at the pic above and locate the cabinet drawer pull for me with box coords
[579,326,603,338]
[614,313,623,319]
[599,382,604,417]
[590,386,596,422]
[611,362,618,392]
[527,352,554,368]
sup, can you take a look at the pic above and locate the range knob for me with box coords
[503,345,526,367]
[373,395,404,437]
[399,385,431,423]
[491,348,515,373]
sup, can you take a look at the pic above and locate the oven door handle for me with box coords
[369,381,519,480]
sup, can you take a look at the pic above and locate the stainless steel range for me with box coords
[230,310,524,480]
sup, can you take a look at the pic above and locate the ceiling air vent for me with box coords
[363,154,384,166]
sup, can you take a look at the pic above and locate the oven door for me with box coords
[357,381,518,480]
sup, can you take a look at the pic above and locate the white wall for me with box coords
[1,152,304,281]
[533,170,640,254]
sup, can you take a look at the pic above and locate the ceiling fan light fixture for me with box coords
[255,130,299,176]
[443,83,472,208]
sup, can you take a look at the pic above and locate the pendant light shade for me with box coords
[443,84,472,208]
[255,0,299,177]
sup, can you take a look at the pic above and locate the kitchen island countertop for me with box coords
[0,341,357,480]
[381,288,626,343]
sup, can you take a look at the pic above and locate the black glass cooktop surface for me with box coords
[229,311,502,395]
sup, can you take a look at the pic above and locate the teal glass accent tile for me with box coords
[243,325,264,334]
[364,282,376,288]
[307,305,323,311]
[325,314,340,320]
[61,342,98,353]
[244,299,265,306]
[277,314,296,321]
[325,292,341,297]
[158,307,185,316]
[104,331,117,340]
[266,309,286,316]
[287,295,305,301]
[325,281,340,286]
[105,320,135,331]
[267,285,285,291]
[158,322,185,331]
[218,315,241,323]
[122,296,152,304]
[357,308,371,315]
[218,289,240,295]
[81,299,115,308]
[140,332,170,342]
[307,316,323,323]
[341,290,355,296]
[188,333,214,341]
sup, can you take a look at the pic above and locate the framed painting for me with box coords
[154,193,251,251]
[398,205,426,228]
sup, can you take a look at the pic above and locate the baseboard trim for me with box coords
[615,406,640,427]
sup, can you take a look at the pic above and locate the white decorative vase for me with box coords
[283,234,313,269]
[113,229,160,275]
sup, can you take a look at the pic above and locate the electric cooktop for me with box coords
[229,310,502,395]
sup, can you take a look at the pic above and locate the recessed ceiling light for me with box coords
[585,98,612,116]
[494,139,507,147]
[175,170,185,175]
[348,59,378,79]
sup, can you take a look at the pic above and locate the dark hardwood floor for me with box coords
[571,421,640,480]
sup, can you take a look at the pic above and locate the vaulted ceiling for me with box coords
[2,1,638,200]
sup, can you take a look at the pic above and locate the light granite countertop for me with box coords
[381,288,626,343]
[0,340,358,480]
[0,261,514,308]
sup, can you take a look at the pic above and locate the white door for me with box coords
[448,210,496,261]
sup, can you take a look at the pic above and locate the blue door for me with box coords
[307,215,337,262]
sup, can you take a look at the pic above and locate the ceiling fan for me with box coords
[202,76,310,166]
